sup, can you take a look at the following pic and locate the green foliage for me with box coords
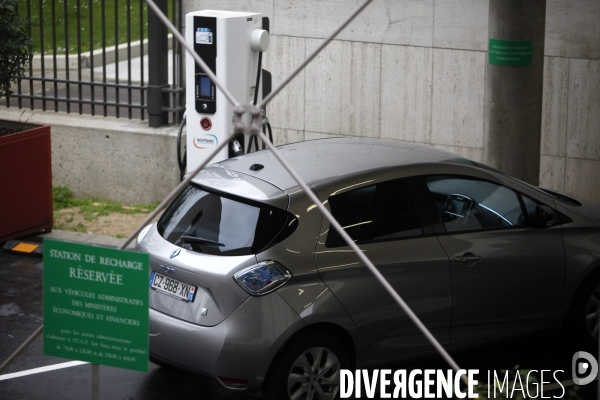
[52,185,159,222]
[0,0,32,99]
[52,185,78,209]
[19,0,155,55]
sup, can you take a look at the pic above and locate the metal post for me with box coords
[147,0,169,127]
[92,363,99,400]
[175,0,185,123]
[483,0,546,185]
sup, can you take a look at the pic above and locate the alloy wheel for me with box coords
[287,346,341,400]
[585,284,600,339]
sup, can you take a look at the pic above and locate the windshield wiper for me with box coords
[179,235,225,247]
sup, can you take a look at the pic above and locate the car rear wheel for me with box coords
[264,333,349,400]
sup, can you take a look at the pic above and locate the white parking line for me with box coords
[0,361,88,381]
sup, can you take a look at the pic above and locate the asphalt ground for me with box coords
[0,235,598,400]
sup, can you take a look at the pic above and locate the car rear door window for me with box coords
[425,175,528,232]
[326,179,423,247]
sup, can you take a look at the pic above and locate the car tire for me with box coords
[567,270,600,348]
[263,333,350,400]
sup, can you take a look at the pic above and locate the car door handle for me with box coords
[454,254,481,263]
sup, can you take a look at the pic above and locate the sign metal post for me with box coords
[43,239,149,398]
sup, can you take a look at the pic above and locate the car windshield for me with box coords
[157,185,294,256]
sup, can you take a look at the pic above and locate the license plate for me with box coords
[149,271,197,303]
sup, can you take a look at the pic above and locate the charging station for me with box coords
[184,10,271,173]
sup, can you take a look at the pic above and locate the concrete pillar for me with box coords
[483,0,546,185]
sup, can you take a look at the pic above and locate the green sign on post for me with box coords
[43,239,149,372]
[489,39,533,66]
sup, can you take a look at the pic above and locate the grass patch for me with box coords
[53,185,159,222]
[17,0,163,55]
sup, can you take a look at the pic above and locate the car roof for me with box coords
[200,138,469,192]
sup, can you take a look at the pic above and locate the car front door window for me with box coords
[425,176,527,232]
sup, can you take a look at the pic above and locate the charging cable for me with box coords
[177,111,187,181]
[247,51,263,154]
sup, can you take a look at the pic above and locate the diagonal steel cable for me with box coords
[0,1,243,374]
[139,0,466,380]
[117,131,235,250]
[252,128,465,377]
[1,0,468,387]
[144,0,239,107]
[118,0,373,251]
[0,133,238,376]
[258,0,374,110]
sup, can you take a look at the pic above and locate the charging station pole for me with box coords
[185,10,269,172]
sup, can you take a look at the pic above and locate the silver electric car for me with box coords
[136,138,600,399]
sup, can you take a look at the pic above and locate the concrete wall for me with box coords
[2,108,180,204]
[185,0,600,202]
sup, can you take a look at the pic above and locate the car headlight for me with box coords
[233,261,292,296]
[136,223,153,245]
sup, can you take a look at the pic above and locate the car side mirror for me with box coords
[535,205,555,229]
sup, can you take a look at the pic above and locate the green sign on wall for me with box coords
[489,39,533,66]
[43,239,149,372]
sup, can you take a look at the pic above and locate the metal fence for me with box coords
[5,0,184,125]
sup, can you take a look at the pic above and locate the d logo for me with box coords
[572,351,599,386]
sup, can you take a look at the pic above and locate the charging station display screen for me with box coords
[196,27,213,45]
[200,76,211,97]
[193,16,216,114]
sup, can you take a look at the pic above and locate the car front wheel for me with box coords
[568,271,600,347]
[264,333,350,400]
[584,283,600,340]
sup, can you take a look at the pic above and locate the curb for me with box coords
[38,230,136,249]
